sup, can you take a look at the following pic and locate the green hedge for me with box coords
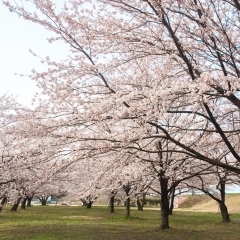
[144,198,161,206]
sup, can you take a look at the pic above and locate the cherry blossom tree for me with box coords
[0,94,24,211]
[185,155,240,223]
[2,0,240,230]
[3,0,239,172]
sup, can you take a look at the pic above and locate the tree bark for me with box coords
[157,141,170,229]
[21,198,27,209]
[0,196,7,212]
[110,192,115,213]
[80,198,87,206]
[219,182,230,223]
[169,186,175,215]
[11,197,21,211]
[142,193,147,207]
[27,196,33,207]
[39,196,49,206]
[125,197,130,217]
[160,177,170,229]
[219,202,230,223]
[136,197,143,211]
[86,201,93,208]
[123,185,131,217]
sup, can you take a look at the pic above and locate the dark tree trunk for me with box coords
[125,197,130,217]
[27,196,33,207]
[142,193,147,207]
[39,196,49,206]
[110,192,115,213]
[11,197,21,211]
[169,186,175,215]
[136,197,143,211]
[160,177,170,229]
[157,141,170,229]
[21,198,27,209]
[0,196,7,212]
[80,198,87,206]
[219,182,230,223]
[86,201,93,208]
[219,202,230,223]
[123,185,131,217]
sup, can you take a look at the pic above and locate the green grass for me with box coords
[0,206,240,239]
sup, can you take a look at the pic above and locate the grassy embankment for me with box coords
[177,193,240,213]
[0,205,240,240]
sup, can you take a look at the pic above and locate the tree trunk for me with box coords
[169,186,175,215]
[21,198,27,209]
[80,198,87,206]
[125,196,130,217]
[157,141,170,229]
[27,196,33,207]
[86,201,93,208]
[219,202,230,223]
[142,193,147,207]
[219,182,230,223]
[11,197,21,211]
[160,177,170,229]
[110,192,115,213]
[0,196,7,212]
[42,199,47,206]
[39,196,49,206]
[123,185,131,217]
[137,197,143,211]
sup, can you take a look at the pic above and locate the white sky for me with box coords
[0,2,68,106]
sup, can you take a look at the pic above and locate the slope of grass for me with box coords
[178,195,211,208]
[178,193,240,213]
[0,206,240,240]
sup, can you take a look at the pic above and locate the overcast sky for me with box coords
[0,2,67,106]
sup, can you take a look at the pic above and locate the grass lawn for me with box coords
[0,206,240,240]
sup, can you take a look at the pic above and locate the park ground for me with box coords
[0,196,240,240]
